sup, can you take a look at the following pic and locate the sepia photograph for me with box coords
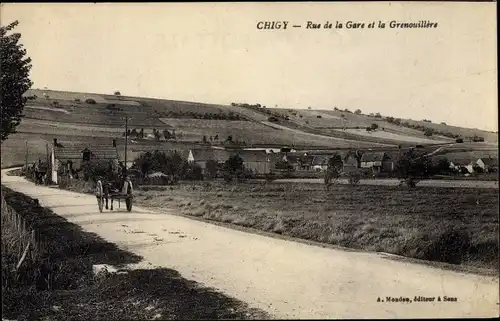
[0,2,498,319]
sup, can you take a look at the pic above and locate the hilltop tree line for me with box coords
[232,102,291,122]
[123,128,179,141]
[159,110,243,121]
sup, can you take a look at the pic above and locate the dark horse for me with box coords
[101,179,122,210]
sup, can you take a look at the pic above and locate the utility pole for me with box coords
[46,143,49,185]
[25,140,28,171]
[124,116,128,176]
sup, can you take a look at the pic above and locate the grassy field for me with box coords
[343,128,447,144]
[133,181,499,270]
[1,186,269,320]
[158,118,380,147]
[275,107,497,143]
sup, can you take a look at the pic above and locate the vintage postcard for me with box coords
[0,2,498,320]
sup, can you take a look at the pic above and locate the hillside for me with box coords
[1,88,496,168]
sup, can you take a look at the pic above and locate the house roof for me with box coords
[231,150,268,163]
[360,152,390,162]
[54,145,118,160]
[190,149,231,162]
[312,155,329,166]
[479,158,498,166]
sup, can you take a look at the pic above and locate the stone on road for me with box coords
[2,170,498,319]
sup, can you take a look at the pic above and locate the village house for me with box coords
[50,138,119,184]
[187,148,271,175]
[234,150,271,174]
[449,161,474,175]
[342,150,362,174]
[360,151,394,174]
[187,149,231,171]
[476,157,498,173]
[312,155,330,172]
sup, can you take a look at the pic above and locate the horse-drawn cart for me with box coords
[95,178,134,212]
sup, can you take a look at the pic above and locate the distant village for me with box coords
[27,136,498,186]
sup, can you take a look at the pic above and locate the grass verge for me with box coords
[134,181,499,271]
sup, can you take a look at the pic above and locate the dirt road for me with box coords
[2,170,499,319]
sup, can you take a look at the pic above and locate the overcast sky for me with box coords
[2,2,497,131]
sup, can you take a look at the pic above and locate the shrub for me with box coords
[268,116,279,122]
[205,159,219,179]
[354,109,362,115]
[222,154,245,182]
[424,229,471,265]
[456,138,464,143]
[85,98,96,104]
[370,123,379,130]
[184,163,203,180]
[374,113,382,118]
[81,159,113,182]
[316,115,322,118]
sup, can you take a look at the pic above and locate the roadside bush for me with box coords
[205,159,219,180]
[424,229,471,265]
[81,160,113,182]
[184,163,203,181]
[221,155,245,182]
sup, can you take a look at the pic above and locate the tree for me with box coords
[1,21,33,142]
[434,158,451,175]
[114,91,121,96]
[223,154,245,182]
[354,109,362,115]
[395,148,433,187]
[131,128,138,138]
[370,123,379,130]
[163,129,171,140]
[205,159,219,179]
[375,113,382,118]
[139,128,145,138]
[202,135,207,143]
[324,153,343,191]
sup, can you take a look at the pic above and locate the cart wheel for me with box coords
[126,197,132,212]
[97,196,103,213]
